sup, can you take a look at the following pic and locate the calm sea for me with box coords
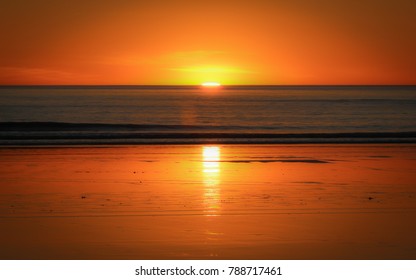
[1,86,415,144]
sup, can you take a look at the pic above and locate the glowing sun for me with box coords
[201,82,221,87]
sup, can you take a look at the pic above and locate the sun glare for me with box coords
[203,146,220,173]
[201,82,221,87]
[203,146,220,161]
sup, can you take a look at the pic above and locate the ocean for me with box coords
[0,85,415,144]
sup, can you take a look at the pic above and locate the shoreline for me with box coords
[2,123,416,145]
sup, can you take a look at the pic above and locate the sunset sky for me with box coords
[0,0,415,85]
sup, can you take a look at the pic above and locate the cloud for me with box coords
[168,66,254,74]
[0,66,97,84]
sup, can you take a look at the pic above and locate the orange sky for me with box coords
[0,0,415,85]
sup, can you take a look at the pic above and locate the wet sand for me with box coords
[0,144,415,259]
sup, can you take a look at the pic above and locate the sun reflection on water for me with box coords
[202,146,221,214]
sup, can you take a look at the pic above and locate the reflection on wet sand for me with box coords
[202,146,221,214]
[0,144,416,259]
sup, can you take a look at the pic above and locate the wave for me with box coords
[1,122,416,145]
[0,122,219,131]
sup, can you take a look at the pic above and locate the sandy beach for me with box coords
[0,144,415,259]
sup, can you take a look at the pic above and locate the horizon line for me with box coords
[1,84,415,87]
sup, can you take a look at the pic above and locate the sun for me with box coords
[201,82,221,87]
